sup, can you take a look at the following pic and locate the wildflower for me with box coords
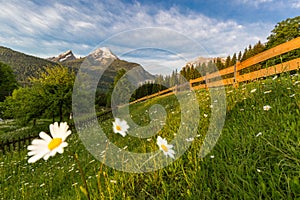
[27,122,71,163]
[264,90,272,94]
[185,137,194,142]
[256,132,262,137]
[256,169,261,173]
[157,136,175,159]
[290,94,295,97]
[272,75,278,80]
[250,88,257,93]
[210,155,215,159]
[112,118,129,137]
[263,105,271,111]
[203,114,208,118]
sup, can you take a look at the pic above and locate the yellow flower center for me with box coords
[161,144,168,152]
[116,125,122,131]
[48,138,62,150]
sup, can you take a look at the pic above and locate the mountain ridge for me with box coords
[0,46,155,92]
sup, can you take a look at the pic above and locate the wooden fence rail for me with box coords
[0,134,37,154]
[130,37,300,104]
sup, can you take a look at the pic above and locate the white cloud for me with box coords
[236,0,273,7]
[0,0,273,75]
[292,0,300,8]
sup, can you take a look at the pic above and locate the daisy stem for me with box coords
[73,153,90,200]
[97,141,109,198]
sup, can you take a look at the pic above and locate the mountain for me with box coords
[60,47,155,92]
[0,46,155,93]
[186,56,226,67]
[91,47,118,60]
[48,50,76,62]
[0,46,56,85]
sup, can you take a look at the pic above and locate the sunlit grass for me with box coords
[1,72,300,199]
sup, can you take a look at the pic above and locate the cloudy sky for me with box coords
[0,0,299,75]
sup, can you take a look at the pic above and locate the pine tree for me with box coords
[230,53,237,66]
[225,56,231,68]
[0,62,18,102]
[241,48,248,61]
[237,51,242,61]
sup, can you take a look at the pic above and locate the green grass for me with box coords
[1,72,300,199]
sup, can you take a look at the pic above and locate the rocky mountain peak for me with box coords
[49,50,76,62]
[90,47,118,60]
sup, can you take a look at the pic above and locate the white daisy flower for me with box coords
[256,169,262,173]
[157,136,175,159]
[27,122,71,163]
[185,137,194,142]
[264,90,272,94]
[263,105,271,111]
[112,118,129,137]
[250,88,257,93]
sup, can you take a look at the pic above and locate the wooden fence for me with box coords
[130,37,300,104]
[0,134,37,154]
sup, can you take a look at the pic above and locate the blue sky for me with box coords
[0,0,299,75]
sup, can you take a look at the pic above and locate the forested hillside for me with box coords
[0,46,56,85]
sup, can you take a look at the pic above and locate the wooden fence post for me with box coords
[234,61,240,88]
[205,74,209,91]
[189,80,193,90]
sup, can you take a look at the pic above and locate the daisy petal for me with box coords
[31,139,48,145]
[60,142,68,148]
[49,149,58,157]
[39,132,52,142]
[43,153,51,160]
[28,149,49,163]
[56,147,64,154]
[62,130,71,141]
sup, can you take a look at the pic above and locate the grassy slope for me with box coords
[0,72,299,199]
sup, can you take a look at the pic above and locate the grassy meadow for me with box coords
[1,72,300,199]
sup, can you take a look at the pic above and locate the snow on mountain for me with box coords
[89,47,118,60]
[186,56,226,67]
[48,50,76,62]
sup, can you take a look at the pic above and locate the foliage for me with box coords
[0,46,56,86]
[266,16,300,49]
[3,87,47,125]
[3,65,75,124]
[0,62,18,102]
[131,83,168,101]
[29,65,75,122]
